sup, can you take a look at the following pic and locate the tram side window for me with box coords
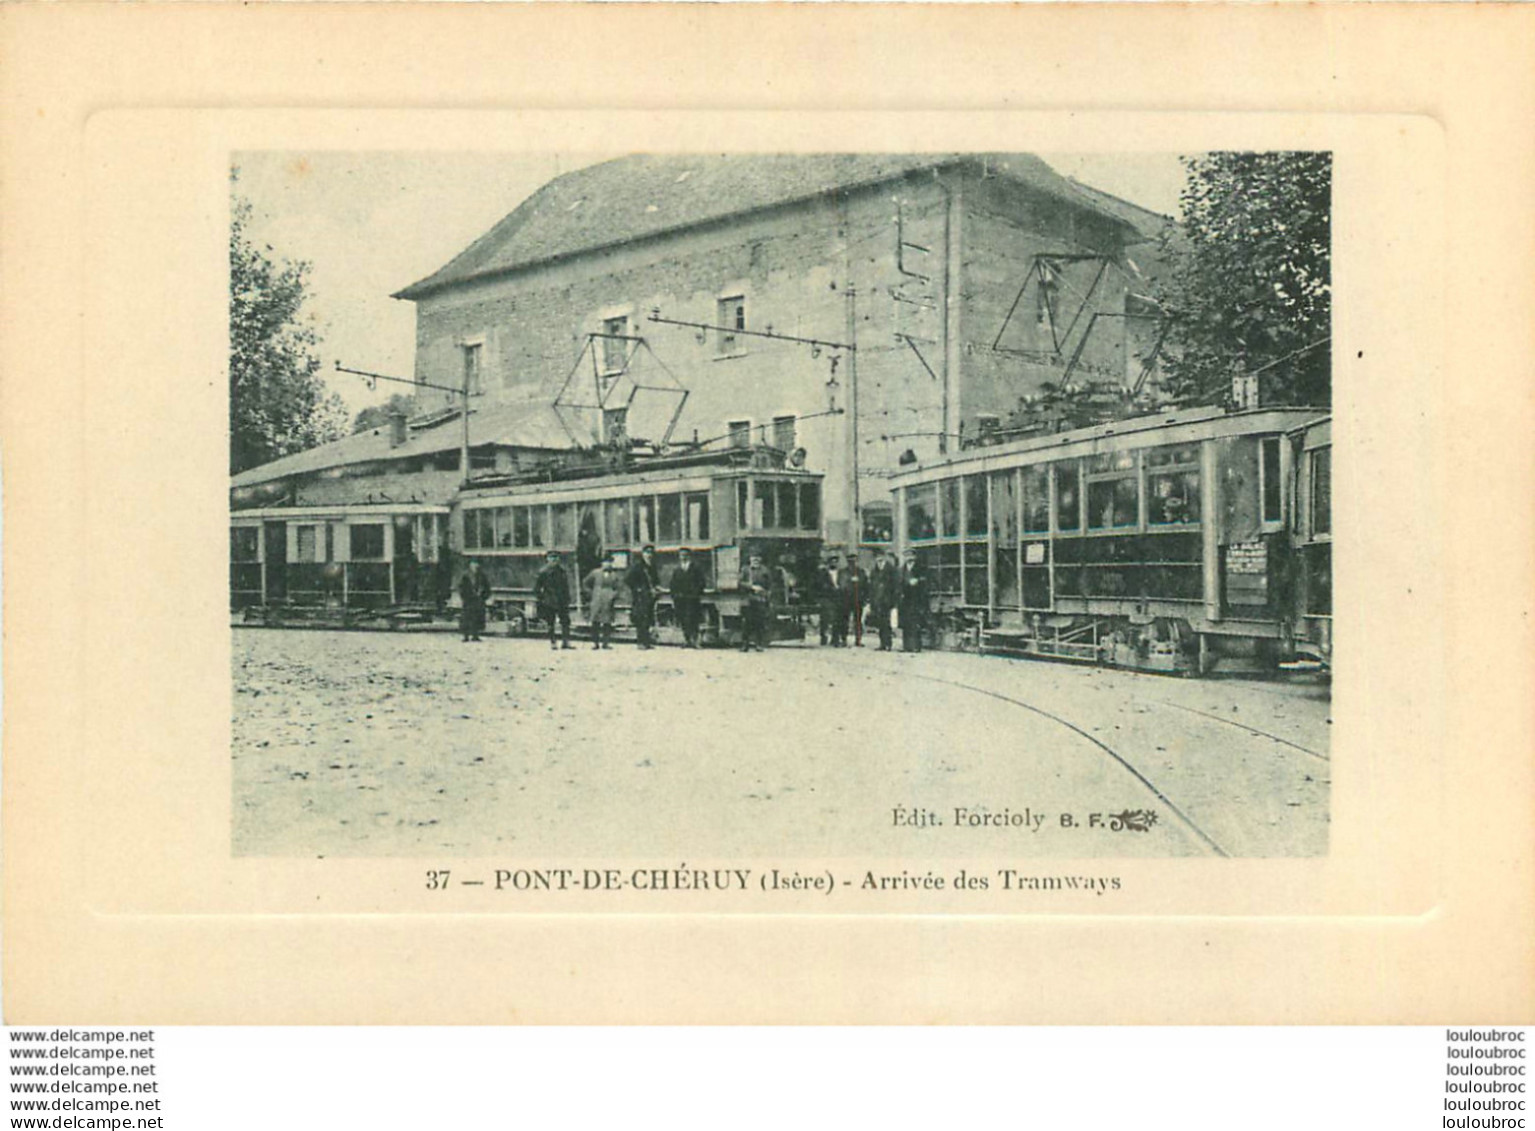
[1021,466,1050,533]
[755,480,777,528]
[491,507,509,548]
[1147,444,1202,526]
[686,493,710,542]
[940,480,960,538]
[605,498,632,546]
[658,494,683,543]
[1055,462,1081,532]
[349,524,385,560]
[799,483,821,531]
[965,475,989,537]
[736,481,750,529]
[1262,437,1282,524]
[512,506,532,548]
[231,527,260,561]
[1310,448,1331,536]
[296,525,319,562]
[551,504,574,548]
[531,506,550,549]
[635,497,656,545]
[1087,477,1139,530]
[861,502,893,544]
[907,483,938,541]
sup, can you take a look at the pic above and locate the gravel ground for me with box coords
[232,629,1329,858]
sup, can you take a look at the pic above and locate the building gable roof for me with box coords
[395,153,1164,301]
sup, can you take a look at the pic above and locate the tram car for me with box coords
[458,446,824,644]
[230,502,453,623]
[887,404,1332,675]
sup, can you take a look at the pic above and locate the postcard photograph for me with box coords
[227,149,1333,866]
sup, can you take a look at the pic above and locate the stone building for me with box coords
[394,154,1169,552]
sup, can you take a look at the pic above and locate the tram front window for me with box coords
[798,482,820,531]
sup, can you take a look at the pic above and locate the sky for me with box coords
[234,151,1189,417]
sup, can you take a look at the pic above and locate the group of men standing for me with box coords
[461,544,929,654]
[816,550,929,653]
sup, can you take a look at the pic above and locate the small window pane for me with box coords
[231,527,259,562]
[756,480,776,528]
[1055,463,1081,532]
[636,497,656,544]
[1311,448,1331,536]
[772,415,796,451]
[991,470,1018,542]
[511,507,530,548]
[1088,477,1138,530]
[1022,466,1050,533]
[736,481,750,528]
[605,498,631,545]
[1262,437,1282,523]
[799,483,820,531]
[658,495,683,543]
[717,296,745,353]
[1149,470,1201,525]
[686,493,711,542]
[530,506,548,548]
[493,507,511,548]
[350,524,385,560]
[551,504,574,547]
[965,475,989,537]
[940,480,960,538]
[297,525,318,561]
[908,484,938,541]
[861,502,892,544]
[777,482,797,529]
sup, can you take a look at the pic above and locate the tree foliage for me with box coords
[1155,151,1331,408]
[229,178,346,474]
[353,393,420,434]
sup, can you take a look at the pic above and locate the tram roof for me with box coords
[888,406,1330,486]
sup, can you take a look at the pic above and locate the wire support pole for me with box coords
[647,311,856,353]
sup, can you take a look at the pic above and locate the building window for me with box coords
[461,342,483,396]
[772,415,796,452]
[470,447,497,471]
[603,406,629,445]
[727,420,751,449]
[602,316,629,373]
[717,296,746,355]
[349,524,386,560]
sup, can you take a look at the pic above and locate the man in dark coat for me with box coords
[845,554,868,647]
[817,554,847,646]
[669,547,707,648]
[626,544,661,650]
[458,559,491,643]
[867,550,899,652]
[533,550,573,650]
[898,549,930,654]
[738,552,773,652]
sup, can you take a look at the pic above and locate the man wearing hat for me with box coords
[533,549,573,650]
[669,547,707,648]
[626,543,662,650]
[817,553,848,647]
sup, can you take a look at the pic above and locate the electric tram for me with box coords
[886,405,1332,674]
[458,446,825,644]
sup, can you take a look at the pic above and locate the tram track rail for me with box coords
[1152,700,1329,763]
[818,655,1232,858]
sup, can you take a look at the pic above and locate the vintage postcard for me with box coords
[3,5,1531,1024]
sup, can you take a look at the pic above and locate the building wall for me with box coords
[956,169,1144,432]
[407,170,1144,547]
